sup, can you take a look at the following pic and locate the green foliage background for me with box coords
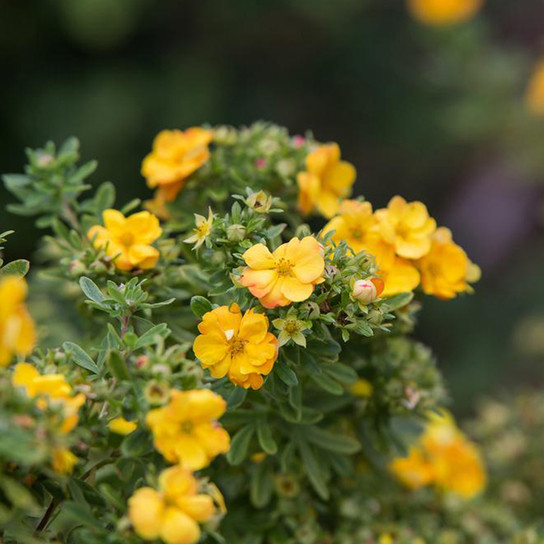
[1,0,544,410]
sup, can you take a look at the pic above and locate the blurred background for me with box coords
[1,0,544,412]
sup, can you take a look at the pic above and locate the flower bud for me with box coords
[226,224,246,242]
[70,259,86,277]
[246,190,273,214]
[352,277,384,304]
[144,380,170,406]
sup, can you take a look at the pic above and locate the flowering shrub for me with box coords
[0,122,525,544]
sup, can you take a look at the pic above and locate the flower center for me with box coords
[283,320,300,335]
[351,227,363,240]
[119,232,134,246]
[229,337,247,356]
[180,421,194,434]
[275,258,293,277]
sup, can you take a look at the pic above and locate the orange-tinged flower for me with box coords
[407,0,483,26]
[375,196,436,260]
[0,276,35,367]
[88,209,162,271]
[193,304,279,389]
[240,237,325,308]
[417,227,480,299]
[146,389,230,469]
[297,143,356,218]
[390,411,486,499]
[129,466,218,544]
[142,128,213,203]
[526,61,544,116]
[12,362,85,433]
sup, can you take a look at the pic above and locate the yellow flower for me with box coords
[12,362,85,433]
[407,0,483,26]
[390,447,435,490]
[322,200,420,296]
[526,61,544,116]
[108,417,137,435]
[390,410,486,499]
[141,128,213,203]
[52,448,78,475]
[379,534,394,544]
[88,209,162,271]
[272,316,309,347]
[0,276,35,367]
[375,196,436,260]
[240,237,325,308]
[146,389,230,469]
[183,208,214,250]
[297,143,356,218]
[417,227,480,299]
[129,466,217,544]
[322,200,378,254]
[350,378,373,398]
[193,304,279,389]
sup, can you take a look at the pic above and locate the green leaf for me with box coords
[94,182,116,212]
[297,439,329,500]
[121,429,153,457]
[0,476,37,510]
[256,419,278,455]
[62,501,103,530]
[79,277,105,305]
[382,292,414,311]
[275,359,298,387]
[190,296,213,318]
[250,461,274,508]
[226,425,255,465]
[134,323,170,349]
[63,342,99,374]
[227,386,247,408]
[106,351,130,381]
[0,259,30,278]
[310,372,344,395]
[321,363,358,385]
[302,426,361,454]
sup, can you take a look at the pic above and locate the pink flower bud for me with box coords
[255,158,267,169]
[352,278,384,304]
[292,135,305,148]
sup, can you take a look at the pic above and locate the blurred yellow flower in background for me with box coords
[240,237,325,308]
[108,417,137,435]
[526,61,544,115]
[407,0,483,26]
[146,389,230,469]
[129,466,218,544]
[142,128,213,204]
[0,276,35,366]
[390,410,487,498]
[417,227,480,299]
[88,209,162,271]
[297,143,356,218]
[12,362,85,433]
[193,304,278,389]
[52,448,78,475]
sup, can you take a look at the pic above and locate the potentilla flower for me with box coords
[407,0,483,26]
[297,143,356,218]
[246,190,273,214]
[193,304,279,389]
[390,410,486,498]
[12,362,85,433]
[141,128,213,203]
[416,227,480,299]
[183,208,214,249]
[88,209,162,271]
[108,417,137,435]
[240,237,325,309]
[352,277,385,305]
[52,448,79,475]
[374,196,436,260]
[146,389,230,469]
[128,466,219,544]
[0,276,35,366]
[272,315,309,347]
[379,257,421,297]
